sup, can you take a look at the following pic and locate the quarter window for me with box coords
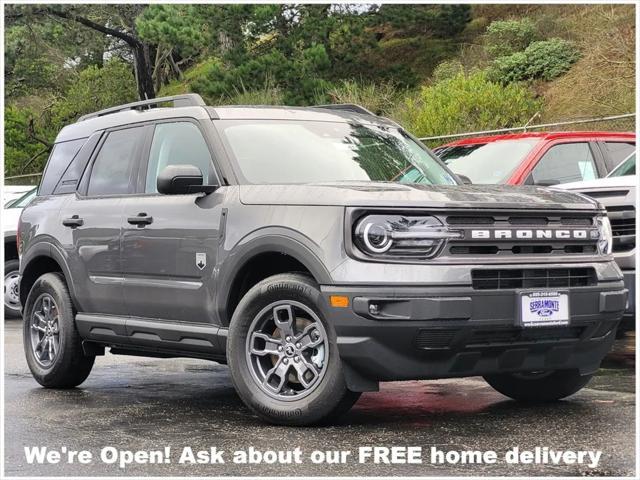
[87,127,144,196]
[531,142,598,185]
[145,122,213,193]
[39,139,85,195]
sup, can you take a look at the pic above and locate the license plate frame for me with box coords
[517,290,570,328]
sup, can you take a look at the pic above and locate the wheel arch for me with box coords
[19,243,77,309]
[216,234,332,327]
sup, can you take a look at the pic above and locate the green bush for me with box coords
[432,60,465,83]
[51,59,138,123]
[178,47,333,105]
[223,77,285,106]
[484,18,538,57]
[395,71,541,139]
[4,106,47,176]
[5,60,138,177]
[490,38,581,83]
[321,80,403,116]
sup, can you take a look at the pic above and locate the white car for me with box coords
[3,187,37,317]
[557,153,636,330]
[3,185,35,207]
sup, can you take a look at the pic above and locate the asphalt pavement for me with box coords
[3,318,636,477]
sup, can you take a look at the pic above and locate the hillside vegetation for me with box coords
[4,4,635,177]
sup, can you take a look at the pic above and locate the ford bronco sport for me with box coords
[18,94,627,425]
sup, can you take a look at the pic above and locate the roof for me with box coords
[55,100,393,143]
[438,131,636,147]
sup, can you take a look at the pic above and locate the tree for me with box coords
[375,5,472,38]
[6,4,156,100]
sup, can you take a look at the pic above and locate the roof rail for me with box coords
[313,103,376,116]
[77,93,206,122]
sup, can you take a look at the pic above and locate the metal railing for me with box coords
[418,113,636,142]
[4,172,42,186]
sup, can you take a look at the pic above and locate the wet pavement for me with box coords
[3,318,636,477]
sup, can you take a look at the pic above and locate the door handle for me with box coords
[62,215,84,228]
[127,213,153,226]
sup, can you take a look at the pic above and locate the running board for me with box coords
[76,313,227,359]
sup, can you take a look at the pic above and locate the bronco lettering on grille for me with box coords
[469,229,598,240]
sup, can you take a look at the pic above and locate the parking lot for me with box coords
[3,318,636,477]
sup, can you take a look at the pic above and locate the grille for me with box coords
[444,212,598,257]
[415,327,584,350]
[415,329,457,349]
[468,327,584,345]
[450,245,597,255]
[607,206,635,253]
[611,217,635,236]
[471,268,597,290]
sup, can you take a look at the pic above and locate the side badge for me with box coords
[196,252,206,270]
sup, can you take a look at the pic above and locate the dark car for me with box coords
[18,95,627,425]
[434,132,635,186]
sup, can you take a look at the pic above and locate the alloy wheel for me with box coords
[29,294,61,367]
[246,300,329,401]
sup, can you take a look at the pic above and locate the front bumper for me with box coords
[321,282,627,391]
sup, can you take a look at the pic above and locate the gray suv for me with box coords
[18,94,628,425]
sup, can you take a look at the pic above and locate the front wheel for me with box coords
[483,369,593,402]
[227,273,360,426]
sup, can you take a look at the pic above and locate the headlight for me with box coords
[353,214,462,259]
[596,215,613,254]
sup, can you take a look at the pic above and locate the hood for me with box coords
[239,182,600,210]
[557,175,638,191]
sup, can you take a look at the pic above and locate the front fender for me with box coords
[214,228,334,325]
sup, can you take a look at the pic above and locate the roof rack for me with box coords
[313,103,376,116]
[77,93,206,122]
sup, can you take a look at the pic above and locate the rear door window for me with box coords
[531,142,598,185]
[86,127,146,196]
[39,139,86,195]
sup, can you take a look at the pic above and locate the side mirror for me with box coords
[456,174,472,185]
[157,164,217,195]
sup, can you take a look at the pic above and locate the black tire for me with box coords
[483,369,593,402]
[22,272,94,388]
[227,273,361,426]
[4,259,22,318]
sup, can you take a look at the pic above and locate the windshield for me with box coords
[218,120,458,185]
[435,139,539,184]
[607,152,635,177]
[5,187,36,209]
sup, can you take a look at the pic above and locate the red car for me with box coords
[433,131,636,185]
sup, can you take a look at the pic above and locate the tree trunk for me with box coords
[133,43,155,100]
[42,8,157,100]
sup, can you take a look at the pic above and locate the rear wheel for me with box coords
[23,272,94,388]
[227,273,360,425]
[4,259,21,318]
[483,369,593,402]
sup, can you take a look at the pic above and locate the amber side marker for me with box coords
[330,295,350,308]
